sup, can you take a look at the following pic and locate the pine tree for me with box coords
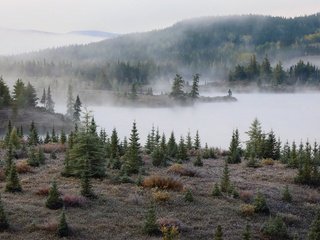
[57,210,69,238]
[190,73,200,99]
[246,118,263,159]
[308,209,320,240]
[167,132,177,158]
[73,95,82,122]
[80,166,95,198]
[282,185,292,203]
[288,141,298,168]
[60,130,67,144]
[214,225,223,240]
[160,133,167,152]
[177,136,188,161]
[194,130,201,150]
[40,88,46,107]
[186,132,192,150]
[143,205,158,235]
[170,74,185,100]
[37,147,46,165]
[28,121,39,146]
[5,143,14,177]
[227,129,241,164]
[66,84,74,119]
[12,79,26,108]
[193,151,203,166]
[253,192,269,214]
[273,61,286,86]
[264,130,277,160]
[212,183,222,197]
[44,131,51,144]
[4,120,12,146]
[242,224,251,240]
[25,82,38,107]
[45,181,63,210]
[46,86,55,113]
[0,77,11,108]
[0,194,9,232]
[51,126,58,143]
[110,128,120,158]
[5,163,22,192]
[9,127,20,149]
[123,122,142,174]
[220,161,231,193]
[184,189,194,202]
[28,146,39,167]
[152,145,166,167]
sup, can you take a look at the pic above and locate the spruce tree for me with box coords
[242,224,251,240]
[194,130,201,150]
[177,136,188,161]
[66,84,74,119]
[214,225,223,240]
[193,151,203,166]
[51,126,58,143]
[110,128,120,159]
[60,130,67,144]
[0,194,9,232]
[46,181,63,210]
[245,118,263,159]
[167,132,177,158]
[80,161,95,198]
[25,82,38,107]
[40,88,46,107]
[152,145,166,167]
[57,210,69,238]
[44,131,51,144]
[220,161,231,193]
[253,192,269,214]
[186,132,192,150]
[143,205,158,235]
[123,121,142,174]
[227,129,241,164]
[46,86,55,113]
[184,189,194,202]
[4,120,12,146]
[282,185,292,203]
[212,183,222,197]
[170,74,185,100]
[12,79,26,108]
[28,121,39,146]
[73,95,82,122]
[5,143,14,177]
[37,147,46,165]
[5,163,22,192]
[0,77,11,108]
[190,73,200,99]
[28,146,39,167]
[308,209,320,240]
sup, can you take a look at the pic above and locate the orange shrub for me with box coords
[152,190,170,202]
[240,204,255,217]
[240,190,253,203]
[143,175,183,192]
[261,158,275,166]
[16,160,33,173]
[167,164,198,177]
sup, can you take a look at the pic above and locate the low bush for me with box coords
[35,187,50,196]
[63,195,87,208]
[152,190,170,202]
[41,144,66,154]
[143,175,183,192]
[240,190,253,203]
[167,164,198,177]
[261,216,289,239]
[240,204,255,217]
[261,158,275,166]
[16,160,33,173]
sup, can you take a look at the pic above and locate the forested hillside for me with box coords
[1,14,320,89]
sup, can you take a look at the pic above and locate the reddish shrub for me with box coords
[35,187,50,196]
[16,160,33,173]
[240,190,253,203]
[63,195,87,208]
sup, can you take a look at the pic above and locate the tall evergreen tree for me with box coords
[9,127,20,149]
[5,143,14,177]
[260,55,272,81]
[0,77,11,108]
[4,120,12,146]
[40,88,46,107]
[73,95,82,122]
[25,82,38,107]
[46,86,55,113]
[28,121,39,146]
[190,73,200,99]
[186,132,193,150]
[123,121,142,174]
[45,181,63,210]
[110,128,120,158]
[227,129,241,164]
[245,118,263,159]
[57,210,69,238]
[273,61,286,86]
[5,163,22,192]
[12,79,26,107]
[194,130,201,150]
[220,161,231,193]
[170,74,185,100]
[177,136,188,161]
[66,84,74,118]
[167,132,178,158]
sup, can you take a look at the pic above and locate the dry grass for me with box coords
[41,143,66,153]
[261,158,275,166]
[157,218,184,231]
[239,190,253,203]
[63,195,87,208]
[240,204,255,217]
[35,187,50,196]
[36,222,58,232]
[143,175,183,191]
[152,189,171,202]
[16,160,33,173]
[167,164,198,177]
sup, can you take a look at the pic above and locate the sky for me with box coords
[0,0,319,34]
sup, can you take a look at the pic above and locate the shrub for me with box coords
[143,176,183,192]
[261,216,289,239]
[308,209,320,240]
[63,195,87,208]
[240,190,253,203]
[161,226,180,240]
[5,163,22,192]
[184,189,194,202]
[152,190,170,202]
[42,144,66,153]
[0,195,9,232]
[282,185,292,203]
[193,153,203,167]
[157,218,183,231]
[242,224,251,240]
[16,160,33,173]
[240,204,255,217]
[253,192,269,214]
[261,158,275,166]
[35,187,50,196]
[46,181,63,210]
[214,225,223,240]
[167,164,198,177]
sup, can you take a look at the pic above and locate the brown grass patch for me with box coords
[63,195,87,208]
[143,175,183,191]
[35,187,50,196]
[37,222,58,232]
[41,143,66,153]
[239,190,253,203]
[167,164,198,177]
[16,160,33,173]
[306,191,320,204]
[157,218,184,231]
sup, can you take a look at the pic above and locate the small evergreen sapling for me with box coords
[80,171,95,199]
[253,192,269,214]
[220,161,231,192]
[5,163,22,192]
[46,181,63,210]
[37,148,46,165]
[0,195,9,232]
[212,183,222,197]
[214,225,223,240]
[143,205,158,235]
[184,189,194,202]
[57,209,69,238]
[242,224,251,240]
[193,152,203,167]
[28,146,39,167]
[282,185,292,203]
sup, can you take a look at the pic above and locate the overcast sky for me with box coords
[1,0,319,34]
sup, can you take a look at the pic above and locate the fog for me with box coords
[56,93,320,149]
[0,29,110,55]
